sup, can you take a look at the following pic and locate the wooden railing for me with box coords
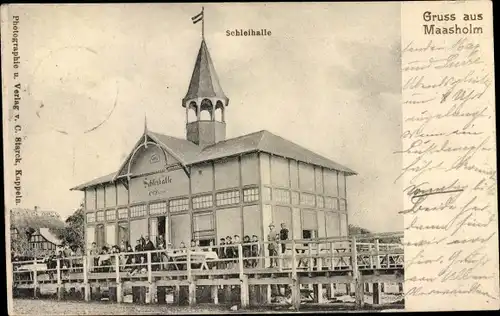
[12,233,403,285]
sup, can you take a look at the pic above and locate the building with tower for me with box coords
[71,33,356,251]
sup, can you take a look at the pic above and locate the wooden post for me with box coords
[187,249,196,306]
[33,258,38,298]
[330,242,335,270]
[317,243,323,271]
[313,284,325,303]
[351,236,364,309]
[83,256,90,301]
[211,285,219,304]
[56,258,63,300]
[290,240,301,310]
[278,248,283,272]
[373,239,382,304]
[115,254,122,303]
[147,252,155,304]
[373,283,381,305]
[308,243,313,271]
[238,244,249,307]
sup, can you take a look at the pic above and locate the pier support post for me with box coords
[157,287,166,304]
[115,254,122,303]
[33,258,38,299]
[373,283,381,305]
[186,249,196,306]
[240,275,249,308]
[238,244,249,307]
[290,240,301,309]
[224,285,232,304]
[326,283,335,299]
[56,259,63,300]
[174,284,180,305]
[211,285,219,304]
[313,284,325,303]
[351,236,364,309]
[83,256,90,301]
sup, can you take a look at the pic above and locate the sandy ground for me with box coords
[10,297,404,315]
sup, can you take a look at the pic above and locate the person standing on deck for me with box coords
[90,242,100,272]
[134,238,144,270]
[279,223,290,294]
[267,223,278,268]
[144,235,156,265]
[218,238,226,269]
[279,223,289,268]
[251,235,260,268]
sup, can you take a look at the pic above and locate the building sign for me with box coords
[129,169,189,203]
[143,174,172,197]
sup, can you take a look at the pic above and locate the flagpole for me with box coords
[202,6,205,39]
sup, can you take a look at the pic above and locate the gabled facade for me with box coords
[71,36,356,251]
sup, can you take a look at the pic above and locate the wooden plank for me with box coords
[361,273,404,283]
[248,277,292,285]
[299,275,353,284]
[156,279,190,287]
[196,278,241,286]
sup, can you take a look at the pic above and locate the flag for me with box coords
[191,10,203,24]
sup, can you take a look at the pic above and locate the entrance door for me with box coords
[150,216,168,247]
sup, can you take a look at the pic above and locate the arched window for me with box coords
[214,107,223,122]
[187,108,197,123]
[200,109,211,121]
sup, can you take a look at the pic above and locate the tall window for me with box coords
[324,197,339,210]
[169,198,189,213]
[339,199,347,211]
[216,190,240,206]
[96,224,105,248]
[96,211,105,222]
[118,208,128,219]
[118,222,129,246]
[243,187,259,202]
[130,204,147,218]
[316,196,325,208]
[150,202,167,216]
[300,193,315,207]
[105,210,116,221]
[273,188,290,204]
[86,213,96,223]
[193,212,215,242]
[193,194,213,210]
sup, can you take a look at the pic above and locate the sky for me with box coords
[5,3,402,232]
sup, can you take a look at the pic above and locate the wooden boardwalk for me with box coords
[11,233,404,310]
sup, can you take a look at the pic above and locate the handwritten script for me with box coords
[401,3,498,311]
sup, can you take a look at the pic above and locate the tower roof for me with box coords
[183,40,228,107]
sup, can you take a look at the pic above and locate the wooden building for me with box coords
[71,38,356,251]
[10,207,64,257]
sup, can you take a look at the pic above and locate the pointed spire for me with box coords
[182,40,229,108]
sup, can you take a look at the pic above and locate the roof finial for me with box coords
[144,113,148,148]
[202,6,205,40]
[191,7,205,40]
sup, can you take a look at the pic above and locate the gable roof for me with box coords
[10,208,65,230]
[71,129,356,191]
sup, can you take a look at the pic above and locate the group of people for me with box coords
[267,222,289,268]
[36,222,290,277]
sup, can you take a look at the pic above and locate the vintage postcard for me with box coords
[2,2,497,314]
